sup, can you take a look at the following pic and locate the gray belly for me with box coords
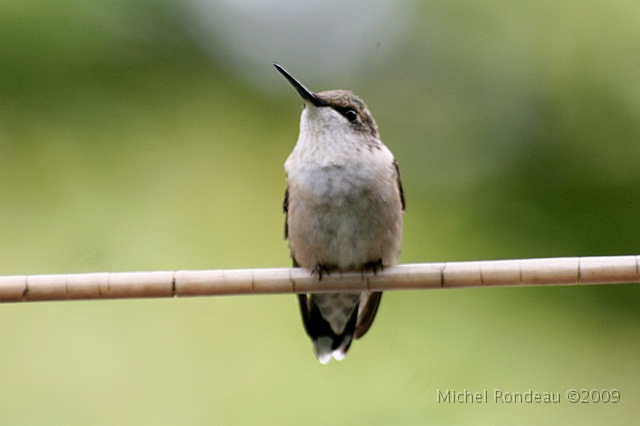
[287,176,402,271]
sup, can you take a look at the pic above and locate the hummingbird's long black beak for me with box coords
[273,64,327,107]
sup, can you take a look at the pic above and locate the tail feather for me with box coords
[297,293,368,364]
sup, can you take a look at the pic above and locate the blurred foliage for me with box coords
[0,0,639,424]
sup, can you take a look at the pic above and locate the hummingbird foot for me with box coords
[361,259,384,276]
[311,263,334,280]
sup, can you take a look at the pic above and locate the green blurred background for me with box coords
[1,0,639,424]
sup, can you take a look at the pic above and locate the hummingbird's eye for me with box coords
[343,108,358,123]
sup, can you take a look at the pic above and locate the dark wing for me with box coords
[354,292,383,339]
[283,186,289,239]
[393,159,405,211]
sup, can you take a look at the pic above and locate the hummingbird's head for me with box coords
[274,64,379,140]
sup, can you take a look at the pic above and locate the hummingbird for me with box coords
[274,64,405,364]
